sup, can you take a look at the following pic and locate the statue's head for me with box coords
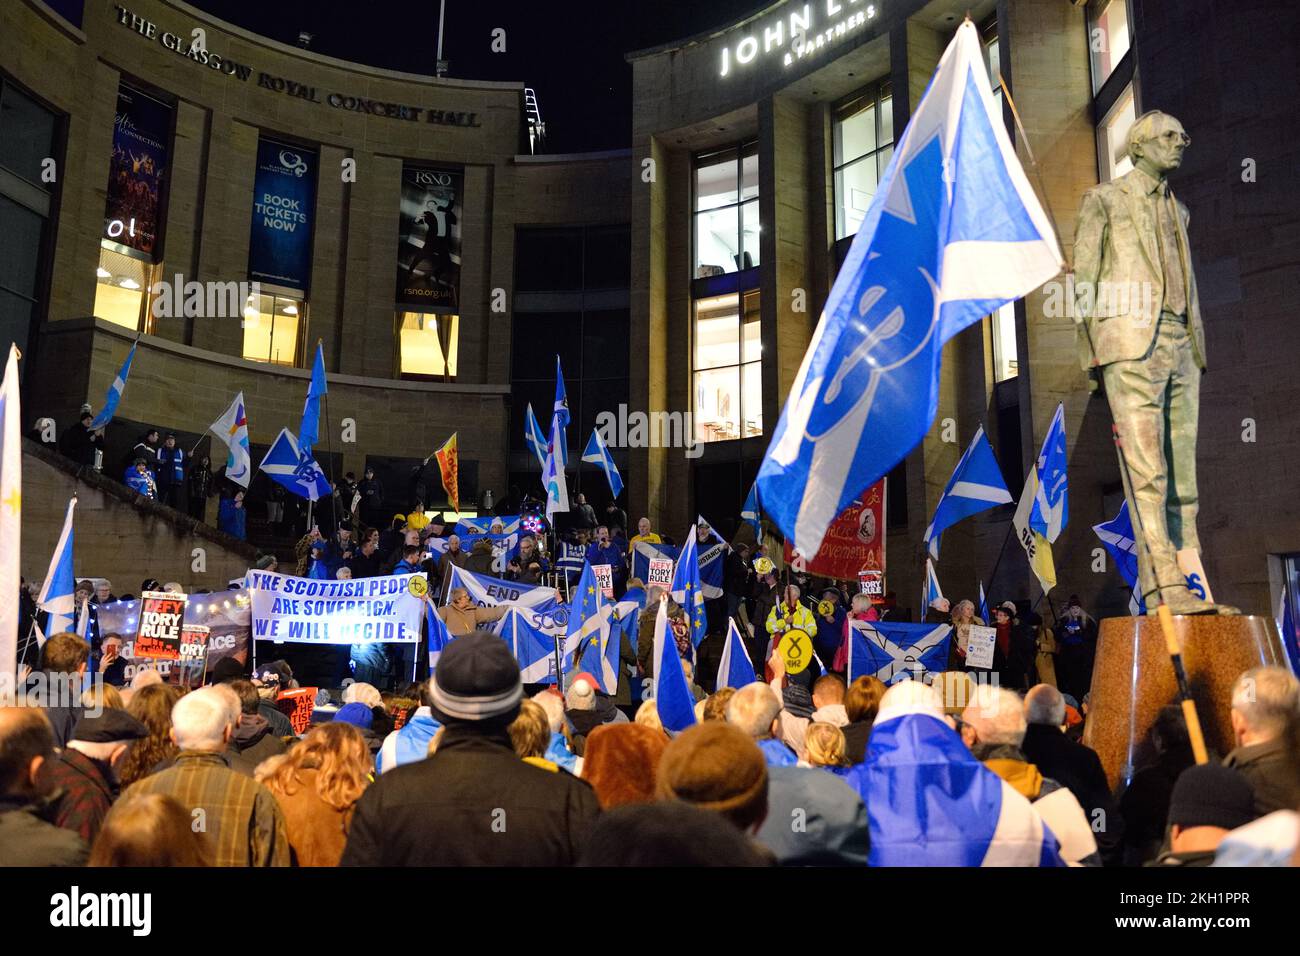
[1127,111,1190,177]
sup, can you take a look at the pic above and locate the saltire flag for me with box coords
[524,403,548,471]
[259,428,331,502]
[1274,587,1300,676]
[610,587,645,650]
[543,413,569,522]
[651,596,698,732]
[1014,435,1057,594]
[38,497,78,639]
[857,689,1065,866]
[741,483,762,540]
[755,20,1063,560]
[582,429,624,499]
[299,342,327,454]
[426,600,453,672]
[670,526,707,648]
[716,617,758,690]
[1092,501,1144,615]
[434,433,460,514]
[846,619,952,684]
[445,564,563,619]
[0,346,22,678]
[88,340,138,430]
[924,425,1011,559]
[495,607,559,684]
[456,515,522,535]
[923,557,944,612]
[564,562,614,693]
[553,355,570,466]
[1029,403,1069,541]
[208,391,252,488]
[978,581,989,622]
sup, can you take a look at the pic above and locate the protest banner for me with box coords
[783,478,886,581]
[276,687,318,736]
[97,589,250,683]
[964,625,997,670]
[246,569,424,645]
[172,625,211,689]
[133,591,188,660]
[647,558,674,588]
[592,564,614,599]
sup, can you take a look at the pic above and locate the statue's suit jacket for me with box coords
[1072,167,1207,372]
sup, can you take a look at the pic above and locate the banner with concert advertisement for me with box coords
[396,165,463,308]
[104,84,173,257]
[783,478,886,583]
[248,138,317,293]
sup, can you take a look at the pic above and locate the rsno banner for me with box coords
[246,570,424,644]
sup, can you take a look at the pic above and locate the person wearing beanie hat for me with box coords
[1150,764,1258,866]
[333,702,384,761]
[342,631,600,866]
[581,723,668,809]
[44,709,148,843]
[656,721,770,834]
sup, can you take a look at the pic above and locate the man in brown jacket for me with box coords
[439,587,509,636]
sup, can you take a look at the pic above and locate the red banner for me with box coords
[783,478,886,582]
[435,432,460,514]
[276,687,318,736]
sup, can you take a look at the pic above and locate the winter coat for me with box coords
[438,602,508,638]
[59,423,102,467]
[124,466,157,498]
[341,724,601,866]
[44,748,118,844]
[1022,722,1124,866]
[156,446,185,486]
[270,767,359,867]
[465,539,497,576]
[978,743,1101,865]
[0,794,89,866]
[230,714,289,777]
[1224,737,1300,817]
[218,496,246,539]
[754,765,870,865]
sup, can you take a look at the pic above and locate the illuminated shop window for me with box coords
[693,143,759,277]
[1098,83,1137,181]
[92,246,154,332]
[398,311,459,378]
[833,83,894,241]
[242,291,302,366]
[693,290,762,443]
[1089,0,1132,93]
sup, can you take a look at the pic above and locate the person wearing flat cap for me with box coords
[341,631,601,866]
[43,709,148,844]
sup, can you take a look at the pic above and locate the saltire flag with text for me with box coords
[434,433,460,514]
[495,606,560,684]
[1093,501,1144,615]
[582,428,624,499]
[925,425,1011,559]
[847,619,952,685]
[716,617,758,690]
[88,340,138,430]
[259,428,331,502]
[651,596,698,732]
[209,392,252,488]
[755,20,1063,559]
[0,346,22,678]
[1029,403,1069,541]
[299,342,327,455]
[38,497,78,640]
[524,403,548,471]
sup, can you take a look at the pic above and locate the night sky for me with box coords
[189,0,765,153]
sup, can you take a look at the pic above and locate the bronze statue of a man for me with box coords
[1073,110,1230,614]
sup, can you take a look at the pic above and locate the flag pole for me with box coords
[316,340,341,536]
[1000,79,1209,766]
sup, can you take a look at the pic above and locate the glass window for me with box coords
[1089,0,1132,93]
[242,291,302,366]
[832,84,894,240]
[693,290,762,444]
[693,143,759,277]
[92,246,152,331]
[990,302,1018,382]
[0,81,57,189]
[398,311,459,378]
[1099,84,1137,181]
[514,227,583,292]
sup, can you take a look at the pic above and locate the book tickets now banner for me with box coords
[248,138,316,292]
[104,83,172,256]
[96,589,250,684]
[783,478,886,581]
[246,570,425,645]
[396,165,463,308]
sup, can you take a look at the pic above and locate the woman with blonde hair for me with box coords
[117,683,184,787]
[803,722,853,777]
[81,682,125,712]
[508,699,557,771]
[90,793,213,867]
[261,721,372,866]
[947,598,985,670]
[635,699,664,735]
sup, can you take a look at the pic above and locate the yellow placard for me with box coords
[407,575,429,598]
[778,628,814,674]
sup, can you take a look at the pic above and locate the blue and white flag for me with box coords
[543,411,569,523]
[716,617,758,690]
[670,527,707,648]
[524,403,548,471]
[299,343,327,455]
[582,429,624,499]
[426,600,454,672]
[925,425,1012,559]
[852,692,1065,866]
[259,428,331,502]
[37,497,78,639]
[1275,587,1300,677]
[0,347,21,677]
[1029,403,1068,542]
[1092,501,1144,615]
[978,581,989,622]
[456,515,522,535]
[847,619,952,684]
[651,596,698,732]
[88,340,138,430]
[741,483,762,540]
[209,392,252,488]
[923,558,944,612]
[553,355,570,466]
[445,564,563,617]
[496,606,560,684]
[755,21,1063,559]
[565,562,613,692]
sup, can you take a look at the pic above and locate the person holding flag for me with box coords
[670,524,707,651]
[37,497,79,640]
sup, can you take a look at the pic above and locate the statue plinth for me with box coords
[1082,614,1288,792]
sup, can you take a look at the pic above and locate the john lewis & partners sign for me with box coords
[718,0,880,77]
